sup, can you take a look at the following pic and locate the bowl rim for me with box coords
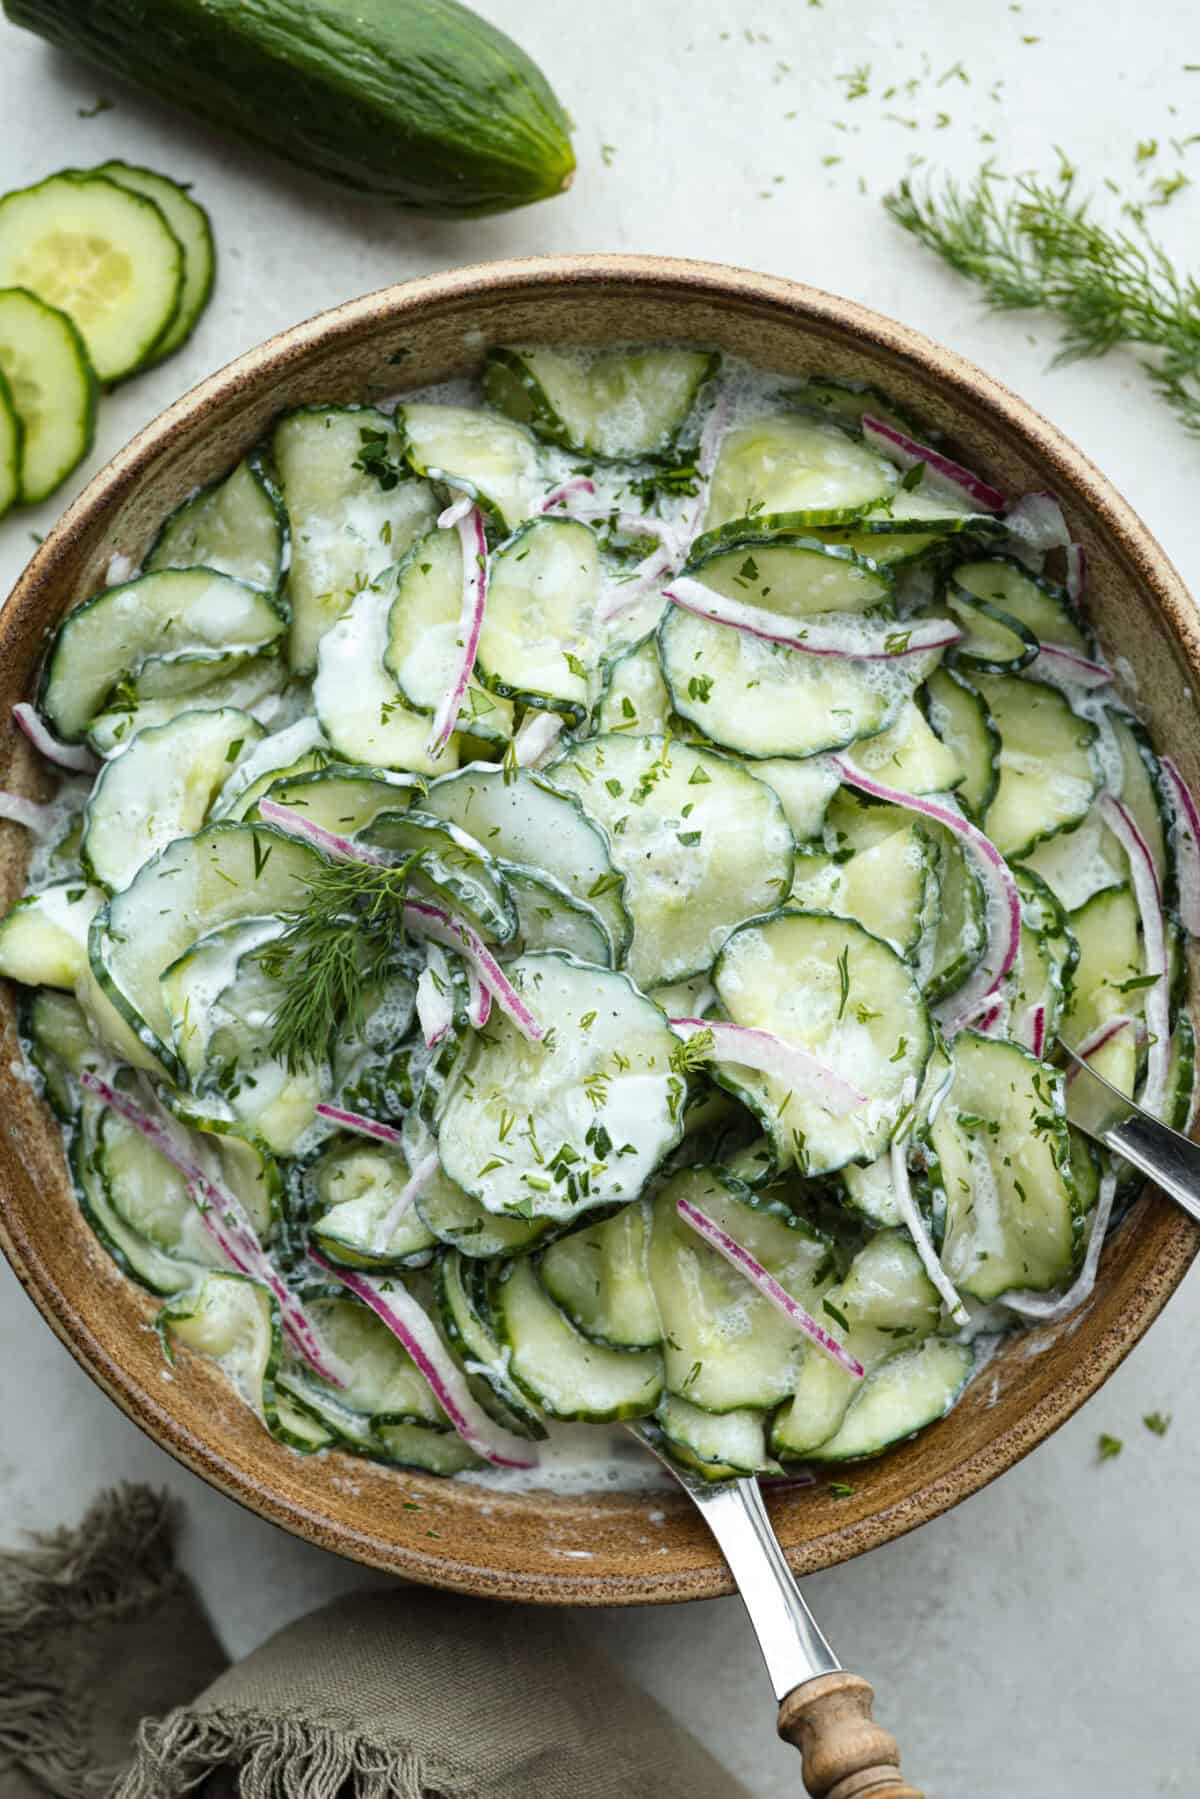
[2,252,1198,1604]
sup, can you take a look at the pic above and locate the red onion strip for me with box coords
[315,1103,405,1147]
[1030,644,1112,690]
[1098,792,1170,1115]
[258,798,389,864]
[1064,1014,1137,1080]
[665,578,962,660]
[428,506,488,758]
[668,1017,866,1113]
[466,965,492,1029]
[596,549,674,624]
[890,1116,968,1326]
[80,1072,345,1386]
[862,415,1006,513]
[402,898,544,1041]
[1003,490,1069,555]
[676,1195,864,1378]
[1159,756,1200,936]
[371,1149,441,1255]
[13,703,99,773]
[540,476,596,513]
[513,710,564,768]
[829,759,1021,1033]
[416,958,454,1048]
[437,493,474,530]
[1064,543,1087,605]
[309,1251,539,1468]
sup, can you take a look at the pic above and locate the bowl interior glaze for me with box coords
[1,255,1197,1604]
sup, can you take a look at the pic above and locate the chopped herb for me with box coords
[1143,1411,1172,1436]
[687,674,714,703]
[676,829,702,847]
[688,765,712,785]
[828,1481,856,1498]
[352,427,406,491]
[836,945,850,1019]
[822,1298,851,1332]
[564,651,588,680]
[1096,1432,1123,1461]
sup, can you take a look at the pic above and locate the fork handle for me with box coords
[778,1671,922,1799]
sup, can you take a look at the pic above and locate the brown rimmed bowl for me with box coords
[1,254,1197,1604]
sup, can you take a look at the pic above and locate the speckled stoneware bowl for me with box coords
[1,255,1197,1603]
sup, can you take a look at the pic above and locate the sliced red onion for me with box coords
[0,790,55,833]
[12,703,99,773]
[668,1017,865,1113]
[371,1148,441,1254]
[258,797,390,864]
[1099,791,1170,1116]
[437,493,474,530]
[466,964,492,1029]
[890,1112,968,1327]
[402,898,544,1042]
[1065,542,1087,605]
[1029,1003,1048,1061]
[315,1102,405,1147]
[1003,490,1069,556]
[80,1072,345,1387]
[416,948,455,1048]
[513,710,565,768]
[1065,1014,1137,1079]
[428,506,488,759]
[1030,644,1112,690]
[597,549,674,624]
[309,1251,539,1468]
[540,475,596,513]
[1002,1169,1117,1322]
[665,578,962,661]
[830,759,1021,1033]
[676,1194,864,1378]
[668,386,734,560]
[862,415,1006,514]
[1159,756,1200,936]
[976,1001,1006,1036]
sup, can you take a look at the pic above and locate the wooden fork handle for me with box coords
[777,1671,922,1799]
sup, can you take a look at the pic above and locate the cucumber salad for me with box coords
[1,345,1196,1487]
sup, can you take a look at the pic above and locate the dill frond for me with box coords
[884,165,1200,436]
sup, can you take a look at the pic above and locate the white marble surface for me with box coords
[2,3,1200,1793]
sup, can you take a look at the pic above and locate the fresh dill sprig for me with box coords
[257,856,418,1071]
[884,164,1200,436]
[669,1027,716,1075]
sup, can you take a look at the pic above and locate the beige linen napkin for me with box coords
[0,1485,752,1799]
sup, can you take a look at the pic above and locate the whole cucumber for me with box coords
[3,0,575,217]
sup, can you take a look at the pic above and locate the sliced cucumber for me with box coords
[713,910,932,1175]
[1110,714,1169,896]
[0,369,18,518]
[398,402,540,532]
[309,1138,437,1268]
[98,1103,231,1268]
[655,1396,772,1478]
[923,666,998,820]
[945,589,1038,673]
[1009,867,1078,1048]
[81,707,262,892]
[816,485,1004,567]
[953,557,1089,656]
[161,915,288,1082]
[503,865,614,966]
[159,1272,279,1422]
[0,172,184,381]
[595,636,672,736]
[73,1093,213,1294]
[382,524,462,715]
[841,698,963,796]
[747,757,840,842]
[255,763,420,837]
[698,416,897,547]
[680,536,893,619]
[0,882,102,989]
[273,406,437,673]
[23,988,101,1118]
[96,160,214,361]
[437,951,683,1222]
[929,1032,1079,1300]
[924,827,987,1005]
[313,577,456,776]
[972,673,1098,859]
[0,287,95,503]
[548,733,794,987]
[417,1162,551,1257]
[210,717,326,822]
[303,1292,446,1427]
[805,1337,973,1462]
[791,822,937,959]
[784,377,921,438]
[434,1251,546,1437]
[539,1200,660,1348]
[1062,883,1143,1098]
[85,656,286,757]
[361,810,518,943]
[484,346,717,461]
[41,568,286,742]
[658,605,900,760]
[476,518,600,723]
[90,822,323,1081]
[372,1422,482,1473]
[1021,803,1126,914]
[647,1167,833,1411]
[422,764,630,961]
[147,454,285,592]
[492,1256,663,1422]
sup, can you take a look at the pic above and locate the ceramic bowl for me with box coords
[1,255,1196,1603]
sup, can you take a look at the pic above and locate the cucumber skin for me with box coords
[4,0,575,218]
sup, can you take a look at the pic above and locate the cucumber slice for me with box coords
[1110,714,1169,896]
[255,762,420,837]
[382,524,462,715]
[96,161,214,361]
[784,377,922,438]
[90,821,323,1081]
[434,1252,546,1438]
[73,1093,212,1294]
[539,1200,660,1348]
[746,757,840,842]
[156,1096,280,1240]
[595,636,672,736]
[548,734,794,988]
[1062,883,1143,1098]
[398,402,540,532]
[210,717,326,822]
[1010,868,1078,1046]
[712,910,933,1175]
[484,346,718,461]
[658,605,900,760]
[923,828,987,1005]
[302,1292,446,1427]
[273,406,437,673]
[436,951,684,1223]
[0,882,102,988]
[160,916,287,1083]
[655,1395,772,1478]
[503,865,614,966]
[313,577,457,776]
[647,1168,834,1411]
[98,1104,231,1266]
[421,764,630,962]
[309,1138,437,1269]
[972,673,1099,859]
[698,416,897,547]
[817,487,1005,568]
[923,666,998,820]
[476,518,600,723]
[1020,803,1126,914]
[41,569,286,742]
[928,1032,1080,1300]
[681,536,893,620]
[24,988,101,1119]
[159,1272,279,1421]
[417,1162,551,1257]
[805,1337,973,1462]
[81,707,263,892]
[953,557,1089,657]
[841,698,963,796]
[147,453,285,592]
[372,1422,483,1473]
[361,810,518,943]
[791,823,937,959]
[85,655,287,757]
[0,287,95,503]
[492,1256,663,1422]
[0,369,19,518]
[0,172,184,381]
[945,589,1039,673]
